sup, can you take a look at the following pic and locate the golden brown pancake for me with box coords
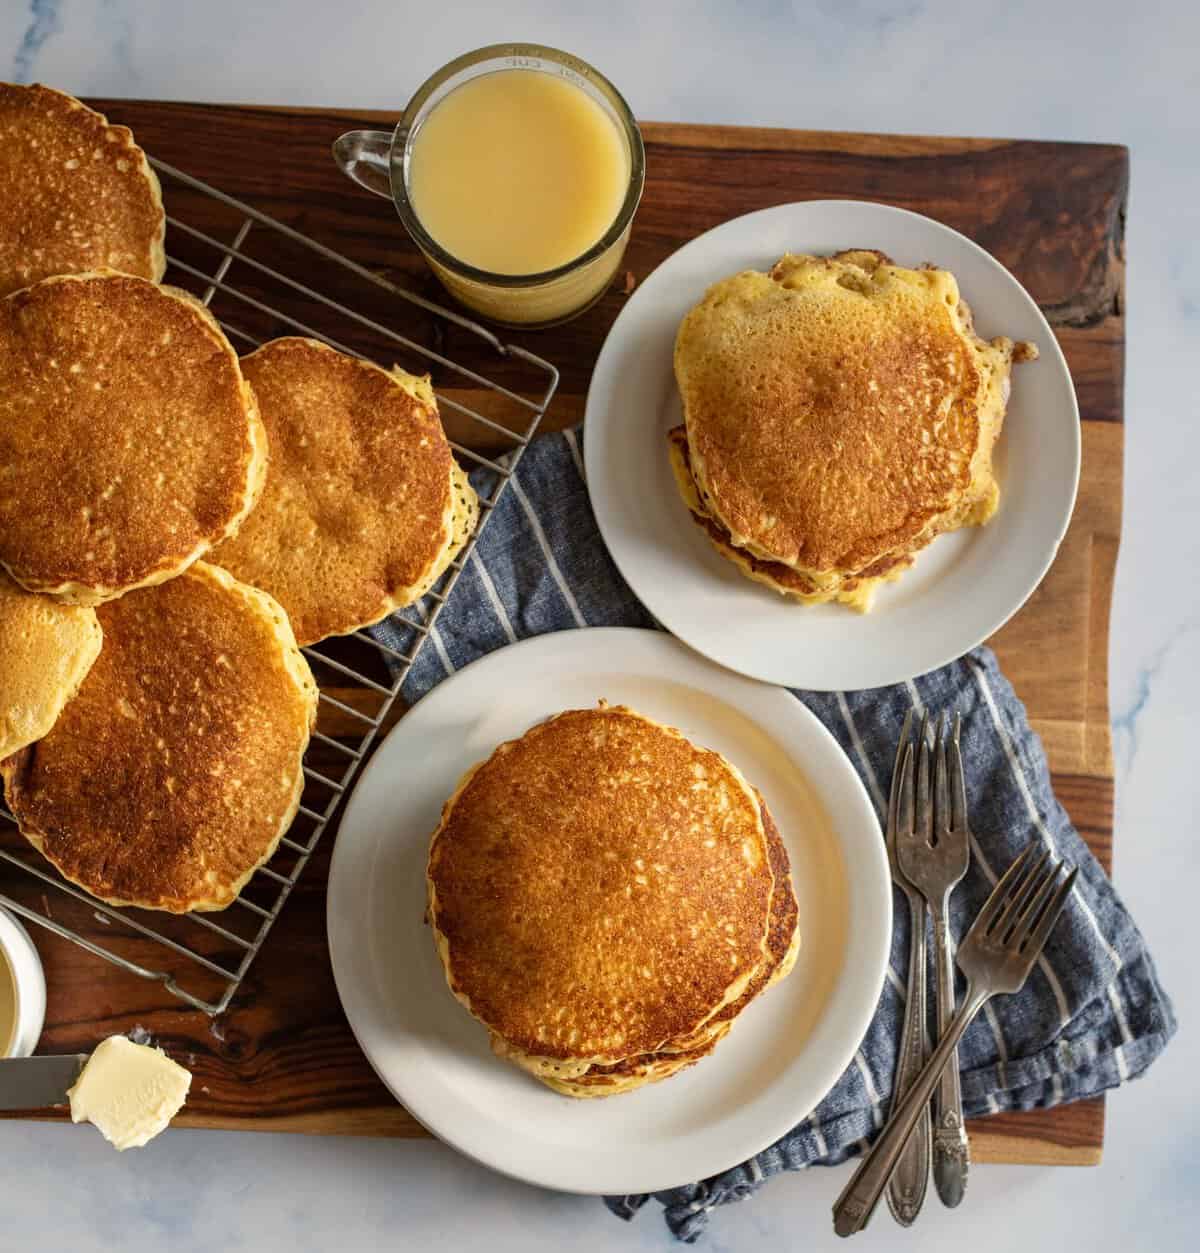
[0,571,102,761]
[0,272,265,604]
[427,705,775,1071]
[0,563,317,912]
[0,83,165,297]
[209,338,477,645]
[673,250,1036,601]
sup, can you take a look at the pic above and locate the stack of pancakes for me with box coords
[669,250,1037,610]
[0,84,475,911]
[427,705,799,1097]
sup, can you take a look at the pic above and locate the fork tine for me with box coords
[915,712,933,845]
[933,713,950,842]
[991,848,1052,938]
[1008,860,1064,943]
[888,708,915,835]
[1021,866,1079,954]
[968,841,1038,937]
[897,741,915,836]
[949,712,968,832]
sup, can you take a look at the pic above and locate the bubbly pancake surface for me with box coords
[427,705,774,1066]
[0,571,102,760]
[667,426,909,610]
[0,83,165,297]
[542,798,799,1097]
[0,273,265,604]
[0,563,317,912]
[209,337,474,645]
[675,250,1031,581]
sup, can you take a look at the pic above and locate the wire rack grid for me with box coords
[0,157,558,1015]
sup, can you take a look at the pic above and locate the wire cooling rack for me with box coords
[0,157,558,1015]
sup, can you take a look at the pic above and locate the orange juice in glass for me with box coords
[334,44,645,327]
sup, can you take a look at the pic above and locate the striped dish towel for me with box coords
[371,429,1175,1244]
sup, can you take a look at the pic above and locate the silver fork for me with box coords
[881,709,930,1226]
[832,843,1078,1236]
[896,713,971,1207]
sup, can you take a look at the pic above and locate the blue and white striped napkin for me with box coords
[371,429,1175,1243]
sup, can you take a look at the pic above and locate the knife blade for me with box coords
[0,1055,89,1110]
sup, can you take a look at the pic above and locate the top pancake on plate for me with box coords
[675,250,1035,579]
[0,570,102,761]
[427,704,774,1068]
[0,272,266,605]
[209,337,477,645]
[0,562,317,913]
[0,83,165,297]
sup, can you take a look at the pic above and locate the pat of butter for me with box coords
[67,1035,191,1150]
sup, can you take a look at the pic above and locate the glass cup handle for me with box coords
[332,130,395,200]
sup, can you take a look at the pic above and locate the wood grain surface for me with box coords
[0,102,1125,1169]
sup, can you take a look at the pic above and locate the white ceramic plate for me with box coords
[327,628,890,1195]
[583,200,1080,690]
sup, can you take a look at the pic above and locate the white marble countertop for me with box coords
[2,1,1196,1249]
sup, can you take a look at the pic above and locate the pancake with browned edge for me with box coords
[0,83,165,297]
[0,571,102,761]
[0,563,317,912]
[209,337,477,645]
[0,272,265,604]
[502,1024,731,1099]
[427,703,791,1097]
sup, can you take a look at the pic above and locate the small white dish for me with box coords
[0,906,47,1059]
[583,200,1080,691]
[327,627,890,1195]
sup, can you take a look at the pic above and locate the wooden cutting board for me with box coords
[0,102,1124,1167]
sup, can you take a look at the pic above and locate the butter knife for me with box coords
[0,1055,88,1109]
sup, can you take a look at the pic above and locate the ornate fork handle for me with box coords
[835,987,989,1237]
[885,888,930,1225]
[930,894,969,1205]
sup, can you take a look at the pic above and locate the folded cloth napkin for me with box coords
[372,429,1176,1243]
